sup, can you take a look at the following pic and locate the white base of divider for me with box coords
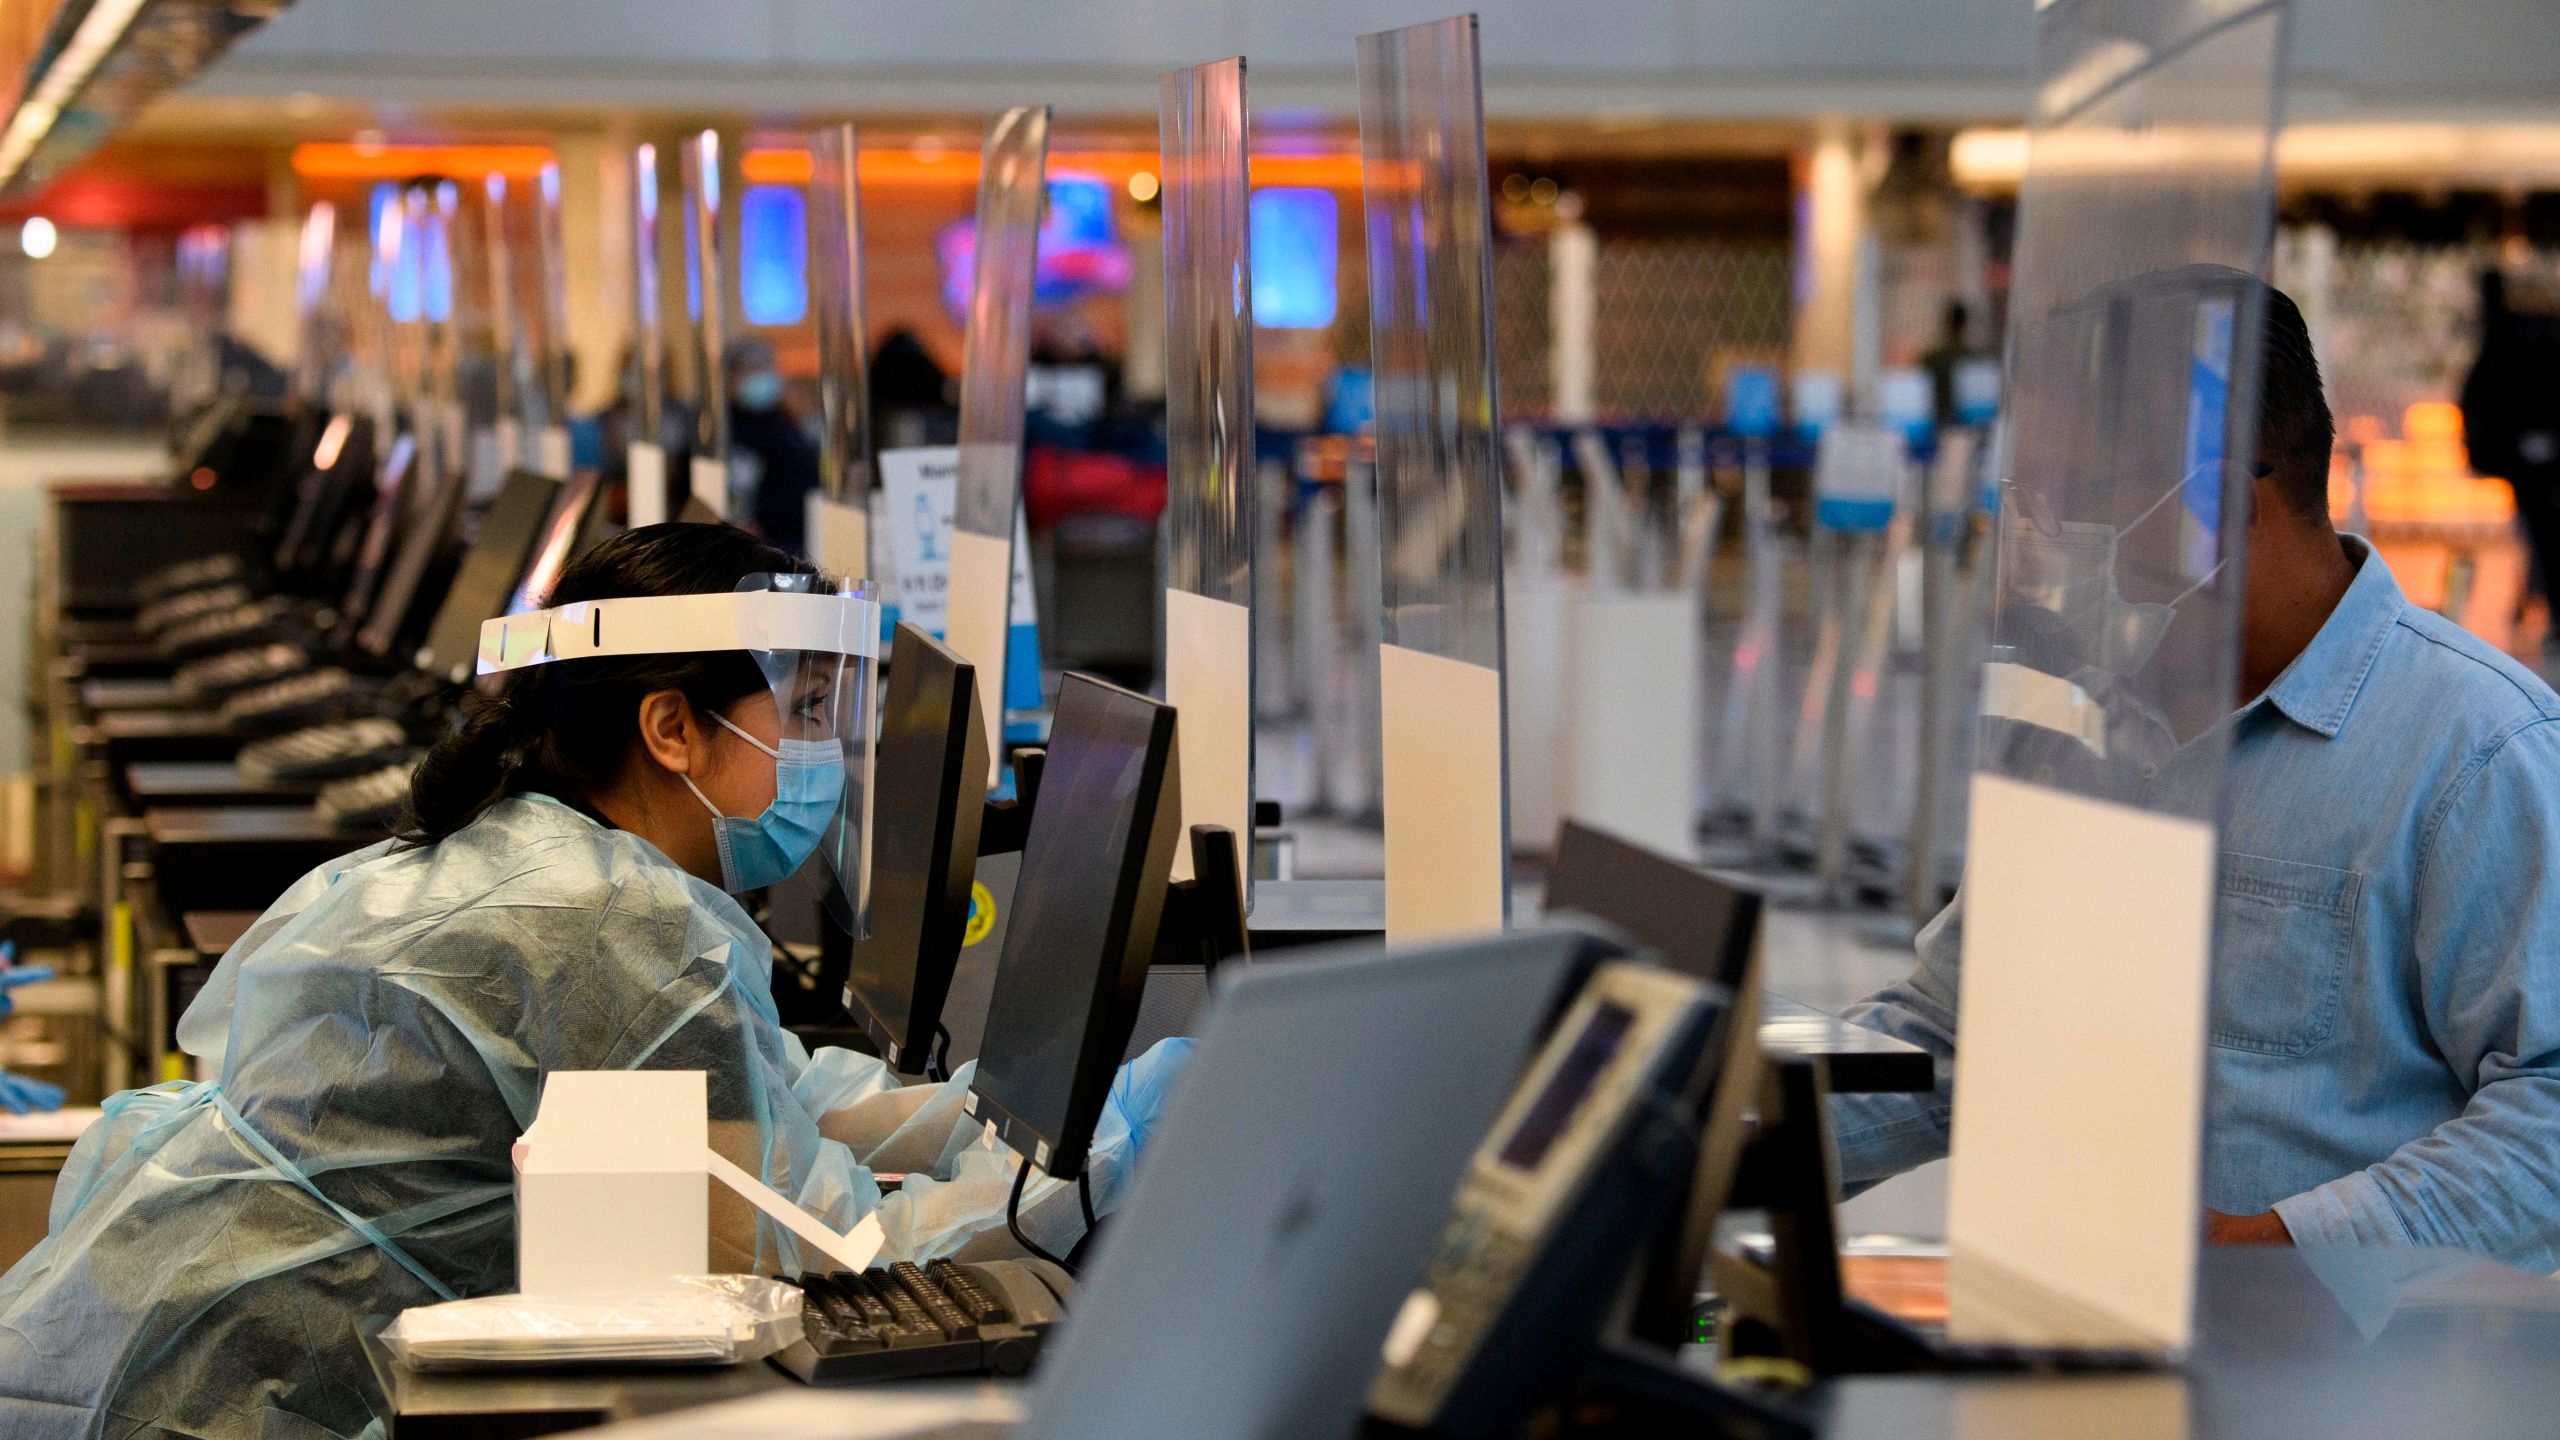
[627,442,667,527]
[947,529,1013,790]
[1165,590,1251,885]
[1381,645,1507,942]
[1503,574,1571,856]
[1567,589,1701,860]
[690,454,728,517]
[807,495,870,580]
[540,425,573,479]
[1947,773,2209,1353]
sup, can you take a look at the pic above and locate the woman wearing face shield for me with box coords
[0,524,1185,1440]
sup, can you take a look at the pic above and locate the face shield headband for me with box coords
[478,576,881,931]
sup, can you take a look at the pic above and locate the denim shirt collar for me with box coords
[2255,534,2404,740]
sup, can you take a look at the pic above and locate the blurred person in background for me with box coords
[727,335,821,557]
[2460,267,2560,652]
[869,326,953,449]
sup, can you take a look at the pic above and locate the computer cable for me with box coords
[1077,1169,1099,1235]
[1005,1154,1078,1277]
[926,1024,953,1084]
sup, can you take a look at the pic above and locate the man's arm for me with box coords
[1831,893,1965,1188]
[2271,719,2560,1270]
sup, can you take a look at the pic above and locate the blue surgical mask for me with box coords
[681,712,843,893]
[736,369,785,412]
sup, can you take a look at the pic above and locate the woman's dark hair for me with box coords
[398,523,816,846]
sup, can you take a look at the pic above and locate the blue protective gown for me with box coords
[0,794,1169,1438]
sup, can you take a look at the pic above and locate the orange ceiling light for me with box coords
[740,146,1365,191]
[292,143,555,182]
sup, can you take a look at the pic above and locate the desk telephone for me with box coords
[1369,960,1732,1438]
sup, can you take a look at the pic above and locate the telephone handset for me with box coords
[1367,960,1729,1439]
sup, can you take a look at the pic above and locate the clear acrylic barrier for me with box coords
[534,161,574,473]
[292,201,336,404]
[683,130,731,517]
[628,143,668,526]
[1947,0,2289,1355]
[1357,16,1510,937]
[808,123,872,577]
[1160,56,1256,889]
[948,106,1050,786]
[479,174,528,472]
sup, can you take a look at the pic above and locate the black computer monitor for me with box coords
[333,431,416,645]
[507,470,604,615]
[415,471,563,681]
[1545,820,1762,993]
[969,671,1181,1180]
[1541,821,1771,1352]
[354,456,469,664]
[842,623,989,1074]
[270,412,361,580]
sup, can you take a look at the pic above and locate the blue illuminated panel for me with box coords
[740,183,810,326]
[1249,187,1337,329]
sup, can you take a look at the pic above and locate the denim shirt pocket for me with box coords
[2211,852,2362,1057]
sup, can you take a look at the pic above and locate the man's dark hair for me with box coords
[2255,281,2334,523]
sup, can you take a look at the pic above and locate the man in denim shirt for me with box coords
[1837,280,2560,1269]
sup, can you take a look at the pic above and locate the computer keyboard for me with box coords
[177,644,312,701]
[160,598,300,661]
[138,583,251,636]
[138,554,247,604]
[773,1257,1070,1386]
[238,717,409,786]
[224,668,367,735]
[315,762,414,834]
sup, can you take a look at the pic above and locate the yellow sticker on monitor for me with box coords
[964,882,996,947]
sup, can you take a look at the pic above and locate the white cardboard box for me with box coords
[516,1071,709,1296]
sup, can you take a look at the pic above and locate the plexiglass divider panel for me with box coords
[292,201,335,405]
[683,130,732,518]
[1946,0,2289,1355]
[478,174,527,481]
[628,143,669,527]
[1159,56,1256,893]
[1356,15,1510,939]
[534,161,574,475]
[808,123,873,579]
[949,106,1051,788]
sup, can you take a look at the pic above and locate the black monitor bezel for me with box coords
[415,470,565,679]
[842,623,988,1074]
[967,670,1181,1180]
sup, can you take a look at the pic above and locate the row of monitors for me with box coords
[247,400,1177,1188]
[260,408,610,683]
[853,624,1181,1182]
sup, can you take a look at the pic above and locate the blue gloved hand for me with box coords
[0,1071,64,1115]
[0,943,55,1020]
[1106,1037,1195,1156]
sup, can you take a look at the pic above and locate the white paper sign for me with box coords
[882,446,960,635]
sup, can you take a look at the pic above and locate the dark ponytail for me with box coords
[397,523,816,847]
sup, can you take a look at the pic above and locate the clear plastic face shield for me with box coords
[478,575,881,933]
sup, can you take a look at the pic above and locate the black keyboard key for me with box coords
[845,1271,937,1348]
[928,1260,1010,1325]
[891,1261,976,1339]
